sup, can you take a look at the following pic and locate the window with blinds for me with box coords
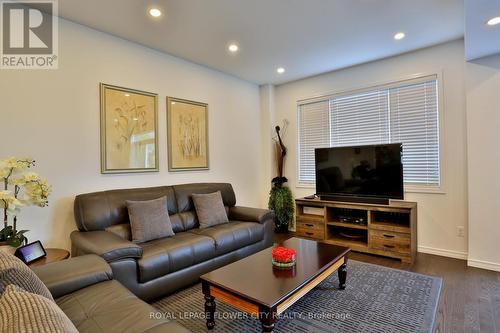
[298,100,330,182]
[297,76,440,188]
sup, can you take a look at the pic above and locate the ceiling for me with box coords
[465,0,500,61]
[55,0,464,85]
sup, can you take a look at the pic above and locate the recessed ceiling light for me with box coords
[124,93,130,97]
[394,32,405,40]
[277,67,285,74]
[487,16,500,26]
[228,43,239,53]
[149,8,162,18]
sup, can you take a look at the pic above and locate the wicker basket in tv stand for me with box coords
[295,198,417,264]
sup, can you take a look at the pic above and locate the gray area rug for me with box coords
[153,260,442,333]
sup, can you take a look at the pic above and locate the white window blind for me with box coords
[298,100,330,182]
[390,80,439,186]
[297,76,440,188]
[330,90,389,146]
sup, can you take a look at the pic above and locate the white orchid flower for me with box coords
[9,172,40,186]
[0,157,35,171]
[0,190,24,215]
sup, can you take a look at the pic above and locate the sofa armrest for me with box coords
[32,254,113,298]
[228,206,275,224]
[71,230,143,262]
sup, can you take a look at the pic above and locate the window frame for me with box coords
[296,72,445,194]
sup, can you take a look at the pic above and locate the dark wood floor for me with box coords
[275,233,500,333]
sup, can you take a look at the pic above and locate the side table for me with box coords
[29,248,70,267]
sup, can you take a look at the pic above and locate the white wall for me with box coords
[259,84,276,207]
[0,19,263,250]
[466,54,500,271]
[272,40,468,258]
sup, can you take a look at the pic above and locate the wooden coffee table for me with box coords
[200,237,350,332]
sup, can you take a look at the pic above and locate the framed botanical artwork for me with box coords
[167,97,209,171]
[100,83,159,173]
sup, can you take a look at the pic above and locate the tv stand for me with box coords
[319,195,390,205]
[295,197,417,263]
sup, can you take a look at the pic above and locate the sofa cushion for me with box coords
[74,186,178,232]
[173,211,198,232]
[127,196,175,243]
[173,183,236,213]
[1,284,78,333]
[70,230,143,262]
[74,183,235,233]
[33,255,113,299]
[0,250,53,301]
[105,223,132,240]
[188,221,265,256]
[138,233,216,283]
[192,191,229,229]
[56,280,186,333]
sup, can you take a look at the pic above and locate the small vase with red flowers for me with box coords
[272,247,296,269]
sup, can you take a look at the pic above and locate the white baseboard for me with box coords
[467,258,500,272]
[417,246,468,260]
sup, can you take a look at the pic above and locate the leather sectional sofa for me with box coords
[71,183,274,301]
[33,254,190,333]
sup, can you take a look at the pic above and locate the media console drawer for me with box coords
[296,220,323,231]
[369,230,410,254]
[296,218,324,240]
[370,229,410,239]
[296,227,324,240]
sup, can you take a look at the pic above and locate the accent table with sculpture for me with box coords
[200,237,350,333]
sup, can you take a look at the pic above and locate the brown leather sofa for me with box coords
[33,254,191,333]
[71,183,274,301]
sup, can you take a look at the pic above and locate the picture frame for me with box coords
[167,97,209,171]
[100,83,159,174]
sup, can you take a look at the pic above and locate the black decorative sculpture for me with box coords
[269,120,294,233]
[272,125,288,186]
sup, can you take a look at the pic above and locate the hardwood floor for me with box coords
[275,233,500,333]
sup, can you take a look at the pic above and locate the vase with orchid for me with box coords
[0,157,51,250]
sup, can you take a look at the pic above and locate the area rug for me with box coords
[153,260,442,333]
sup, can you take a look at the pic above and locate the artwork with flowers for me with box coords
[100,83,159,173]
[0,157,51,249]
[167,97,209,171]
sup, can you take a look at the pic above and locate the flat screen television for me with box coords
[315,144,403,204]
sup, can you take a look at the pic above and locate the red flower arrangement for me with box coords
[272,247,296,268]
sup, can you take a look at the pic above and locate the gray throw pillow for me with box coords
[0,250,53,301]
[126,196,175,243]
[0,284,78,333]
[192,191,229,229]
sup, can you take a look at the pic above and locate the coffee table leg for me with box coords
[202,281,216,330]
[338,257,347,290]
[259,306,276,333]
